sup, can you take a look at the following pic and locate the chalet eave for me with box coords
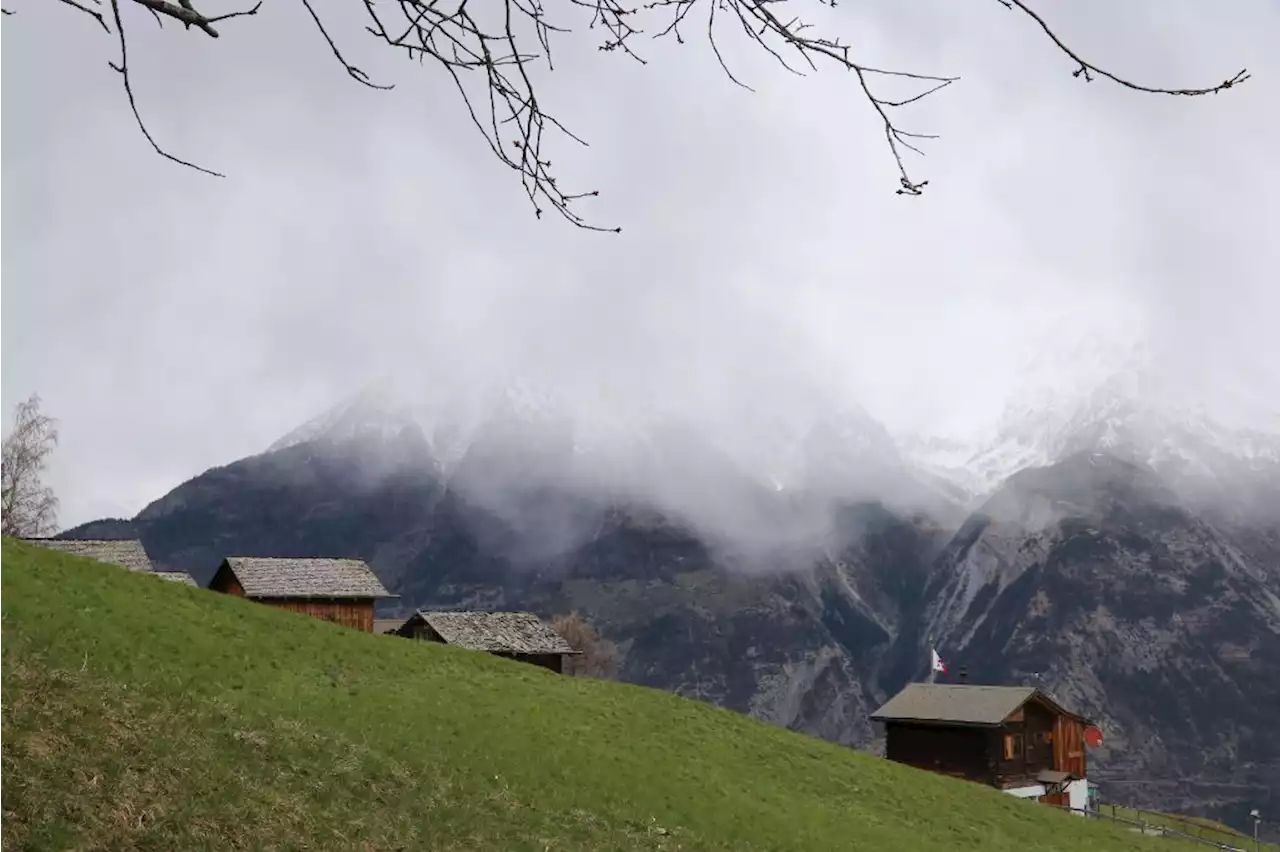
[870,709,1097,728]
[250,592,402,601]
[867,715,1005,729]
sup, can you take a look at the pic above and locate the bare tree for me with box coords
[551,611,620,678]
[4,0,1247,230]
[1,394,61,538]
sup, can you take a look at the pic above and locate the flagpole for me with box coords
[926,636,933,684]
[927,643,946,684]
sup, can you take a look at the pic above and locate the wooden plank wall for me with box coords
[259,598,375,632]
[885,724,995,786]
[1052,716,1087,777]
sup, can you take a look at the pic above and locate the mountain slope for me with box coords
[3,539,1193,852]
[906,451,1280,831]
[59,386,1280,837]
[61,429,947,749]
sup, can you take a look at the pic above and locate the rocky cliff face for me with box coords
[61,400,1280,835]
[904,452,1280,830]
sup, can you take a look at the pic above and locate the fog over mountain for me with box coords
[4,1,1279,530]
[249,322,1279,568]
[7,0,1280,837]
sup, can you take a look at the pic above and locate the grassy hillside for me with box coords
[1104,805,1250,846]
[3,538,1198,851]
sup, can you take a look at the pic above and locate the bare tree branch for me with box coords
[997,0,1249,95]
[106,0,226,176]
[44,0,111,32]
[16,0,1249,230]
[2,395,61,538]
[128,0,261,37]
[298,0,392,89]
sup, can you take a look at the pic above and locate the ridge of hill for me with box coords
[2,539,1198,852]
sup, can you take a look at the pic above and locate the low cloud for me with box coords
[2,0,1277,538]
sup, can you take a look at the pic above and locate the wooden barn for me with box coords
[870,683,1097,812]
[23,538,155,573]
[208,557,396,632]
[390,610,579,673]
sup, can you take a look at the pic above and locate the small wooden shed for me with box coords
[208,557,396,632]
[391,610,579,673]
[23,538,155,573]
[870,683,1097,811]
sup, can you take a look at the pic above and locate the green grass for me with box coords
[2,538,1203,851]
[1104,805,1271,847]
[1110,805,1240,835]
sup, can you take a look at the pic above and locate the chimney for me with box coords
[958,666,969,684]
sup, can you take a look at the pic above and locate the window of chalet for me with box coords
[1003,733,1024,760]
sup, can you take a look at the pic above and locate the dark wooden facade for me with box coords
[396,617,566,673]
[884,722,995,785]
[498,651,565,674]
[991,698,1085,790]
[875,686,1093,798]
[208,563,378,632]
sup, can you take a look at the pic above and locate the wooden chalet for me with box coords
[208,557,396,632]
[23,538,155,573]
[390,610,579,673]
[870,683,1097,811]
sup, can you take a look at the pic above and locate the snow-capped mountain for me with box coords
[265,376,917,499]
[267,333,1280,522]
[903,334,1280,505]
[72,343,1280,839]
[267,380,422,453]
[268,377,581,478]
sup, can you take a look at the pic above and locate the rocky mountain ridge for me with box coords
[61,378,1280,835]
[903,450,1279,831]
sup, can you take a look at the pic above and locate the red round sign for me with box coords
[1084,726,1104,748]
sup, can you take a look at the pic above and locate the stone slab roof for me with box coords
[154,571,199,587]
[219,557,395,600]
[410,610,578,655]
[24,538,154,573]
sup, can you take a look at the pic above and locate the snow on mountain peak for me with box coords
[904,331,1280,498]
[266,379,421,453]
[264,376,914,500]
[267,337,1279,510]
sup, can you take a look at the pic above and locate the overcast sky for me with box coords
[3,0,1278,530]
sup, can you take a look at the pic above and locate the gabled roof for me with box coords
[24,538,154,573]
[870,683,1094,727]
[406,610,578,655]
[218,557,396,600]
[154,571,198,587]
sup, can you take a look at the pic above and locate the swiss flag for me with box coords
[931,648,948,674]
